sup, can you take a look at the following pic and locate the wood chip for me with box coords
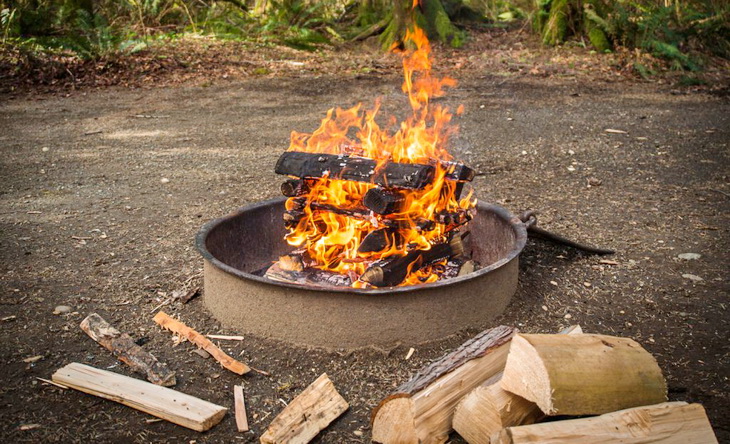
[18,424,41,431]
[604,128,628,134]
[234,385,249,432]
[23,355,43,363]
[207,334,245,341]
[599,259,619,265]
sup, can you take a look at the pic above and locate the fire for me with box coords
[281,25,475,287]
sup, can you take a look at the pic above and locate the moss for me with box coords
[588,27,611,51]
[541,0,569,45]
[422,0,466,47]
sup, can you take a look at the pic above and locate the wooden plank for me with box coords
[275,151,435,189]
[80,313,176,387]
[153,311,250,375]
[500,333,666,415]
[52,363,227,432]
[371,326,516,444]
[493,402,718,444]
[260,373,349,444]
[234,385,249,432]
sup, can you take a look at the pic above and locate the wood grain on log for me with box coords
[493,402,718,444]
[80,313,176,387]
[371,326,516,444]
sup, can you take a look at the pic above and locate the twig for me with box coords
[36,377,68,389]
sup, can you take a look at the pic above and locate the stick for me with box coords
[153,312,250,375]
[52,363,227,432]
[80,313,176,387]
[234,385,249,432]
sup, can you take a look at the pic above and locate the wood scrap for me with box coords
[493,402,718,444]
[260,373,349,444]
[52,362,227,432]
[371,325,516,444]
[500,333,666,416]
[234,385,249,432]
[80,313,176,387]
[153,311,250,375]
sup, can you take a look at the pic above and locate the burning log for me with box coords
[358,228,403,253]
[371,326,516,444]
[493,402,717,444]
[80,313,176,387]
[265,262,353,287]
[436,209,473,226]
[443,160,476,182]
[363,188,406,215]
[499,333,667,416]
[276,151,436,189]
[360,235,464,287]
[441,258,475,279]
[260,373,349,444]
[280,179,310,197]
[283,210,305,229]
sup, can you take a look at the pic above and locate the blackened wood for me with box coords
[275,152,435,189]
[80,313,176,387]
[443,161,475,182]
[363,188,406,215]
[281,179,310,197]
[441,258,476,279]
[283,210,305,229]
[265,263,353,287]
[360,235,465,287]
[358,228,403,253]
[435,209,473,226]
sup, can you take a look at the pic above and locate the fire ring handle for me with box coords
[519,210,615,256]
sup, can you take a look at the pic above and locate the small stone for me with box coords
[193,349,211,359]
[568,149,575,155]
[682,274,703,282]
[42,147,50,152]
[678,253,701,260]
[550,280,558,286]
[53,305,72,315]
[541,305,548,311]
[160,178,170,184]
[583,282,592,288]
[564,314,572,319]
[507,117,514,121]
[354,430,364,437]
[587,177,602,187]
[567,165,576,172]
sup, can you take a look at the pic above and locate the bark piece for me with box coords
[493,402,718,444]
[153,311,250,375]
[260,373,349,444]
[276,151,435,189]
[80,313,176,387]
[234,385,249,432]
[358,228,402,253]
[500,333,666,416]
[452,325,583,444]
[363,188,406,215]
[52,363,226,432]
[371,325,516,444]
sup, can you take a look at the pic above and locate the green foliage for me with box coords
[531,0,729,71]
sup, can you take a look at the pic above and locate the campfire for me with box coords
[265,28,477,288]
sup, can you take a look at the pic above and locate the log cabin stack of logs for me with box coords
[370,325,718,444]
[266,151,477,288]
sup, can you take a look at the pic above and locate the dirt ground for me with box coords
[1,31,729,443]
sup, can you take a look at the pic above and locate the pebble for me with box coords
[354,430,364,437]
[583,282,592,288]
[682,274,703,282]
[160,177,170,184]
[550,280,558,286]
[564,314,573,319]
[678,253,701,260]
[541,305,548,311]
[53,305,72,315]
[41,147,50,152]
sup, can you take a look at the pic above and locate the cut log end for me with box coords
[371,397,417,444]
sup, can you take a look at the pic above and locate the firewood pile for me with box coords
[265,151,477,288]
[370,325,719,444]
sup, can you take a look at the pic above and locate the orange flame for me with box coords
[283,25,475,286]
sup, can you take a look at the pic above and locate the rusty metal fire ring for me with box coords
[196,197,527,350]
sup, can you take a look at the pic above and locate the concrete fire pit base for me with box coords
[197,198,526,350]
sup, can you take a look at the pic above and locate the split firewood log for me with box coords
[493,401,718,444]
[452,325,582,444]
[499,333,667,416]
[371,326,516,444]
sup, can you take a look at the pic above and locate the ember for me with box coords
[268,26,477,288]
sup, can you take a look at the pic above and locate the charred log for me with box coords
[265,263,353,288]
[276,151,435,189]
[363,188,407,215]
[358,228,404,254]
[281,179,310,197]
[443,161,476,182]
[435,209,473,226]
[360,235,465,287]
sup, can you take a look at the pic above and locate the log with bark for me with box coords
[260,373,349,444]
[80,313,176,387]
[281,179,311,197]
[499,333,667,416]
[363,188,407,215]
[360,234,464,287]
[371,325,516,444]
[153,311,250,376]
[52,362,227,432]
[276,151,435,189]
[452,325,583,444]
[493,401,718,444]
[264,262,353,287]
[358,228,403,253]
